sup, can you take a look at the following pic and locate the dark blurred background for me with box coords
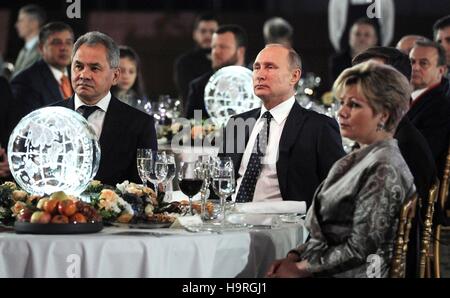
[0,0,449,99]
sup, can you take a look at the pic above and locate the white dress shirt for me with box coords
[233,96,295,202]
[411,88,428,102]
[74,92,111,139]
[48,65,69,95]
[25,36,38,51]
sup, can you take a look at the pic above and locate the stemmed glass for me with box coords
[178,160,203,215]
[196,155,215,220]
[162,153,176,202]
[136,149,152,187]
[211,157,235,226]
[147,151,168,201]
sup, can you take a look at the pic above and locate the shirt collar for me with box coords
[75,92,111,113]
[48,64,68,82]
[25,36,38,51]
[411,88,428,101]
[259,96,295,125]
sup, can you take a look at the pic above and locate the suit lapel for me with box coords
[276,103,308,198]
[99,96,122,149]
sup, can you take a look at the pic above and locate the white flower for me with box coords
[145,204,154,217]
[116,180,130,194]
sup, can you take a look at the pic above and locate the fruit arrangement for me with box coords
[15,191,102,224]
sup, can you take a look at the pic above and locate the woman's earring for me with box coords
[376,122,385,132]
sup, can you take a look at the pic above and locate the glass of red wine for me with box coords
[178,160,202,215]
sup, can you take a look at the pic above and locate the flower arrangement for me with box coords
[0,180,184,226]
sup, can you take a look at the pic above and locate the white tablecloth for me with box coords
[0,223,305,278]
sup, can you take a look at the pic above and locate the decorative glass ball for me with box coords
[8,107,101,196]
[204,66,260,127]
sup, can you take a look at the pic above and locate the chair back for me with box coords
[438,141,450,217]
[390,193,418,278]
[433,140,450,278]
[419,179,439,278]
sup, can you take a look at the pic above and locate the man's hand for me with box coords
[266,256,312,278]
[0,148,11,177]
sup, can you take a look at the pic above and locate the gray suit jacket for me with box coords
[12,43,41,77]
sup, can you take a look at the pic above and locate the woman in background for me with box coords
[266,61,415,278]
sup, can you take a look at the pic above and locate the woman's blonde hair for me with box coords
[333,61,412,132]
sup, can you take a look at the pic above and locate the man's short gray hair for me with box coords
[72,31,120,68]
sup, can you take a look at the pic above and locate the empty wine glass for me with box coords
[136,149,152,186]
[178,160,202,215]
[163,152,176,202]
[147,151,168,200]
[196,155,215,220]
[211,157,235,226]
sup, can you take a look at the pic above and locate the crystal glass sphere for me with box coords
[8,107,101,196]
[204,66,260,127]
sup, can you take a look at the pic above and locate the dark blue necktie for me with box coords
[235,111,273,203]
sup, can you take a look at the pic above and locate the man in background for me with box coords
[11,22,74,117]
[184,24,247,119]
[12,4,46,77]
[174,13,219,109]
[433,15,450,81]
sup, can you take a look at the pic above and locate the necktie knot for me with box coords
[80,105,100,120]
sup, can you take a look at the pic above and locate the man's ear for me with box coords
[291,69,301,86]
[111,67,121,85]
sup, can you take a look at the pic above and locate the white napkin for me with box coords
[234,201,306,214]
[169,214,203,229]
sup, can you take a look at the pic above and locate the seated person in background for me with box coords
[220,44,345,208]
[184,24,247,119]
[55,31,157,186]
[329,17,378,86]
[174,13,219,109]
[263,17,293,47]
[111,45,150,114]
[11,22,74,116]
[266,62,415,278]
[352,46,437,277]
[395,35,427,55]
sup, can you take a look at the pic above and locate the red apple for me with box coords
[58,200,77,217]
[30,211,51,224]
[69,213,87,223]
[51,215,69,224]
[17,208,33,222]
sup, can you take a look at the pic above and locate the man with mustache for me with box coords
[11,22,74,117]
[55,31,157,186]
[220,44,345,207]
[184,24,247,119]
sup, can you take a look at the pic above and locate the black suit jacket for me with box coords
[54,95,158,186]
[0,77,21,147]
[11,59,70,117]
[220,102,346,208]
[174,48,212,104]
[184,71,213,119]
[407,78,450,177]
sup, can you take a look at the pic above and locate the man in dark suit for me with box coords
[55,31,157,186]
[184,24,247,119]
[11,22,74,117]
[221,44,345,208]
[408,40,450,178]
[174,13,218,107]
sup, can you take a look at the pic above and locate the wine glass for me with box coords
[211,157,235,226]
[147,151,168,201]
[196,155,215,220]
[163,153,176,202]
[136,149,152,186]
[178,160,203,215]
